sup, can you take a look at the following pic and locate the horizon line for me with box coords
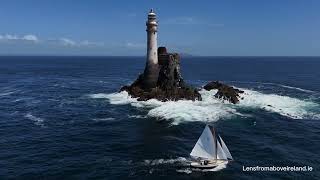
[0,55,320,58]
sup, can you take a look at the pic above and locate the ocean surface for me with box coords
[0,56,319,179]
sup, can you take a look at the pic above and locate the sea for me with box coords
[0,56,319,179]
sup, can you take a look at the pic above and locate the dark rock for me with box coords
[120,47,202,101]
[120,47,243,103]
[204,81,244,104]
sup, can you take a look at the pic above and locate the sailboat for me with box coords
[190,124,233,169]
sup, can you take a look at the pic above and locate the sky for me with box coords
[0,0,319,56]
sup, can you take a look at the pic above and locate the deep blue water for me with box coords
[0,56,319,179]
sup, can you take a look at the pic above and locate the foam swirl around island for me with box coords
[89,87,320,125]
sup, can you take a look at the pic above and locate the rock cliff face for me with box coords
[120,47,202,101]
[203,81,244,104]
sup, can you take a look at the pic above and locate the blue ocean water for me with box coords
[0,56,319,179]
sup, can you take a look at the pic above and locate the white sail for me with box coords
[190,125,216,159]
[219,135,233,160]
[216,140,228,160]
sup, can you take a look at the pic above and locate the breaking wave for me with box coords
[89,87,320,125]
[238,89,319,119]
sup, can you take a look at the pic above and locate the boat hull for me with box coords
[190,160,227,169]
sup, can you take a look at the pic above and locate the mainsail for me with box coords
[190,125,233,161]
[190,125,216,159]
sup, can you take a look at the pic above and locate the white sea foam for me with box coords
[237,89,319,119]
[94,90,238,125]
[89,88,320,125]
[89,92,138,105]
[128,115,148,119]
[278,84,315,93]
[25,113,45,127]
[92,117,115,121]
[143,157,189,166]
[227,81,316,93]
[142,157,227,173]
[176,169,193,174]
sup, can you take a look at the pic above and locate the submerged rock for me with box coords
[204,81,244,104]
[120,47,201,101]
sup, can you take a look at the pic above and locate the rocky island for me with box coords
[120,9,243,104]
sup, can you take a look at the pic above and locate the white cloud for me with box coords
[0,34,39,42]
[80,40,104,47]
[0,33,105,48]
[59,38,76,46]
[22,35,39,42]
[48,38,104,47]
[125,42,145,49]
[0,34,19,40]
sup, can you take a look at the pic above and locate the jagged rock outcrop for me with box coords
[204,81,244,104]
[120,47,244,103]
[120,47,201,101]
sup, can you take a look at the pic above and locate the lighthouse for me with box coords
[143,9,159,89]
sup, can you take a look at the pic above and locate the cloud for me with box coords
[59,38,76,46]
[125,42,145,49]
[0,34,105,48]
[47,38,105,47]
[0,34,39,42]
[163,17,224,27]
[80,40,104,47]
[22,35,39,42]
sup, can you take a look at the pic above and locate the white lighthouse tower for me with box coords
[143,9,159,89]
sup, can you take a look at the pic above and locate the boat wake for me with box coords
[89,87,320,125]
[176,161,228,174]
[142,157,189,166]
